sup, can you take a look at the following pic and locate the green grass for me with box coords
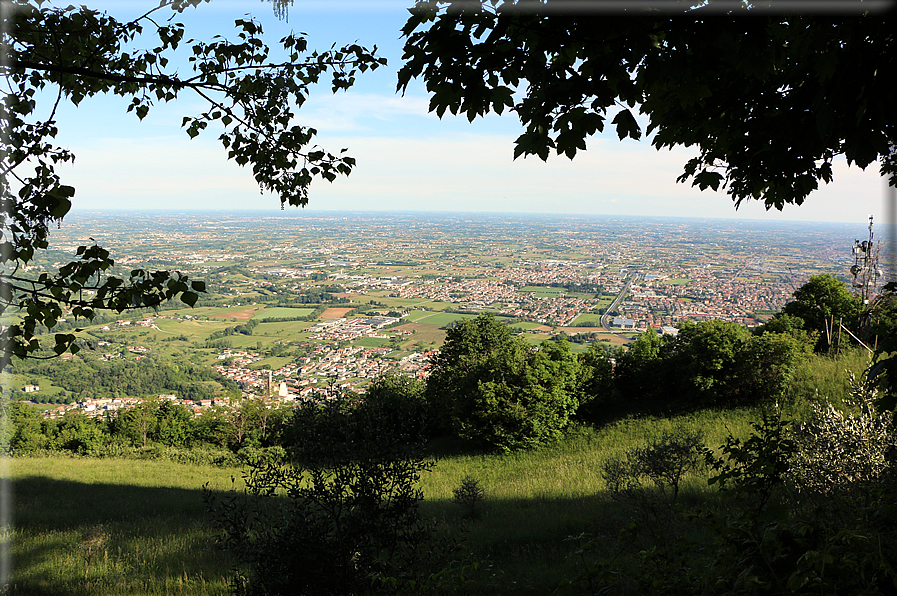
[251,307,315,319]
[663,278,692,285]
[790,347,872,408]
[404,310,437,322]
[253,320,313,335]
[520,286,561,294]
[571,313,603,325]
[158,307,250,319]
[519,286,564,298]
[5,407,764,595]
[3,375,69,400]
[360,296,432,309]
[412,312,480,327]
[225,334,269,349]
[9,457,243,595]
[419,409,757,592]
[353,336,394,348]
[246,356,292,370]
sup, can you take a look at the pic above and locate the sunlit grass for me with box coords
[9,458,243,595]
[790,346,872,409]
[6,408,763,595]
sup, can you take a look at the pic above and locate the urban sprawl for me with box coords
[32,211,859,418]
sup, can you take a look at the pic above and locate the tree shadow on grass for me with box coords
[419,488,714,595]
[9,476,239,595]
[8,472,721,595]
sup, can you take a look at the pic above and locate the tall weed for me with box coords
[789,347,872,409]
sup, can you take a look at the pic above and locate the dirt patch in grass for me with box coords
[320,307,354,320]
[210,307,260,320]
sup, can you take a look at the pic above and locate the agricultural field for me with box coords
[571,313,603,326]
[250,307,315,319]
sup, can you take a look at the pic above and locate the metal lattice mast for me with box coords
[851,215,882,305]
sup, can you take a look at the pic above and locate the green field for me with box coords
[663,278,692,285]
[506,321,546,331]
[525,333,552,343]
[161,306,257,319]
[251,307,315,319]
[519,286,563,297]
[353,336,394,348]
[9,457,242,595]
[571,313,603,325]
[246,356,293,370]
[8,408,758,595]
[404,310,439,322]
[254,320,313,335]
[412,312,480,327]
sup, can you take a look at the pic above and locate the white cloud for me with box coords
[300,93,435,132]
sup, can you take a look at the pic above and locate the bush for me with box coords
[451,475,486,519]
[579,393,897,595]
[790,373,897,500]
[601,427,705,505]
[704,399,897,595]
[207,391,437,595]
[427,315,581,452]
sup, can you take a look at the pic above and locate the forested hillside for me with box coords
[10,357,239,403]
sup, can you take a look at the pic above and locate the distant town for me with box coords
[17,210,869,416]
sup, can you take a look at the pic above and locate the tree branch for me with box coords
[9,57,380,92]
[7,59,185,88]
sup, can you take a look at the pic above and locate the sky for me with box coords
[38,0,890,224]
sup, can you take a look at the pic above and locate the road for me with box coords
[600,272,636,333]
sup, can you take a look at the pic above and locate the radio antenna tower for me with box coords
[850,215,882,304]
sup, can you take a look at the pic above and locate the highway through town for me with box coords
[600,272,636,333]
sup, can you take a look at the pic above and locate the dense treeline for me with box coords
[208,318,260,340]
[11,356,239,403]
[253,285,350,305]
[1,395,291,462]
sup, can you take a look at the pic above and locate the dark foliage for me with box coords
[207,388,435,596]
[399,2,897,210]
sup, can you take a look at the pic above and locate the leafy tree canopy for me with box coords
[614,326,664,401]
[398,0,896,210]
[1,0,385,365]
[781,274,862,349]
[427,314,581,451]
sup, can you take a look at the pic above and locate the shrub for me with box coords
[601,427,705,505]
[451,475,486,519]
[790,373,897,500]
[207,392,436,596]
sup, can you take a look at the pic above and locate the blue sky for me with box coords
[44,0,887,223]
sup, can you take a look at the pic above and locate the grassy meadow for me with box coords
[6,458,245,595]
[6,408,762,595]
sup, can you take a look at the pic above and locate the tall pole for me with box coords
[851,215,880,304]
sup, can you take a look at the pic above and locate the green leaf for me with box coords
[181,292,198,307]
[611,109,641,141]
